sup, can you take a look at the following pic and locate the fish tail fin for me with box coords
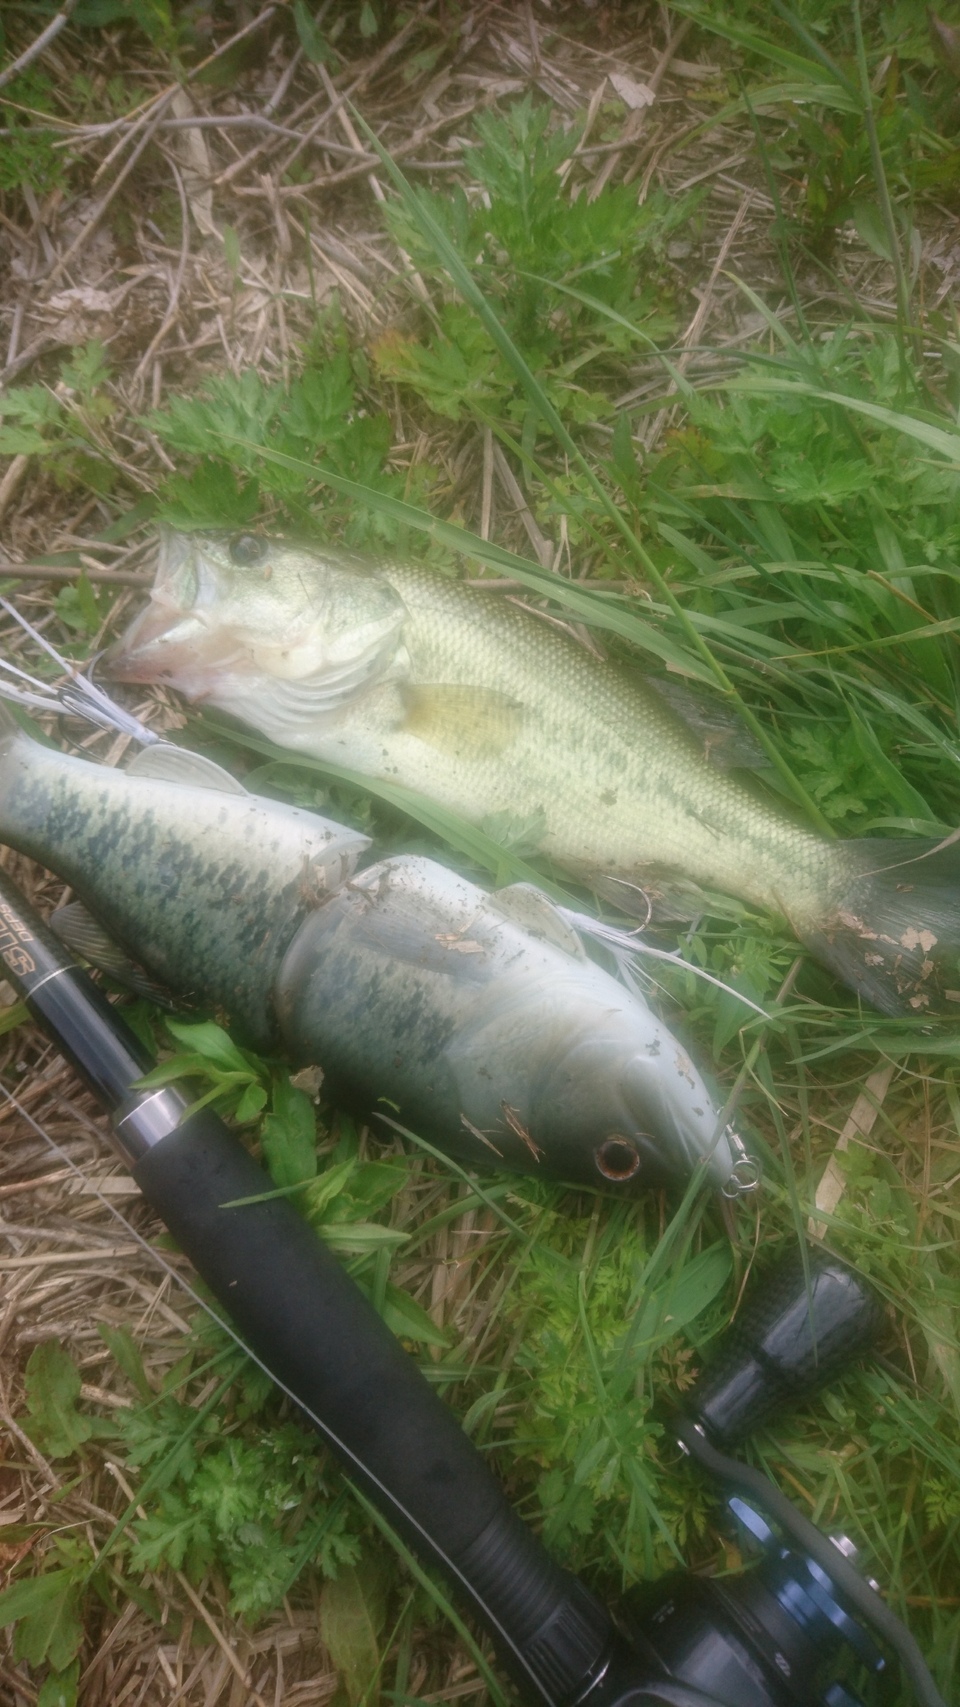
[800,836,960,1015]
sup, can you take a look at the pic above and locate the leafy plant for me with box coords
[0,67,65,196]
[135,1016,274,1123]
[149,337,432,550]
[675,0,960,247]
[261,1073,319,1188]
[374,95,689,432]
[122,1408,361,1617]
[319,1553,390,1707]
[0,1570,85,1673]
[54,573,104,637]
[21,1342,111,1460]
[0,341,116,496]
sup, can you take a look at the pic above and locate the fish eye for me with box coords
[594,1135,642,1182]
[229,532,268,567]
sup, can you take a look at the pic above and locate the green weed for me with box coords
[150,336,436,552]
[676,1,960,246]
[0,68,65,197]
[0,341,117,499]
[374,95,689,428]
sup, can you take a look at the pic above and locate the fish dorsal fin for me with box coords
[127,742,248,794]
[491,883,586,959]
[51,903,175,1005]
[643,676,768,771]
[401,684,524,758]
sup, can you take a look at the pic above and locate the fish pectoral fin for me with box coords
[491,883,587,960]
[126,741,248,794]
[51,903,176,1005]
[400,684,524,757]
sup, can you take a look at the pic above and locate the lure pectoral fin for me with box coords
[50,902,178,1006]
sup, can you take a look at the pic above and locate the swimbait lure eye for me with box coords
[595,1136,642,1181]
[229,532,268,567]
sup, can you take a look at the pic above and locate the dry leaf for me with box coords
[608,72,656,110]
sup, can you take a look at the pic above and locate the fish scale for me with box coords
[107,529,960,1015]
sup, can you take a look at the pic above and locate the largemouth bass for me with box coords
[107,528,960,1017]
[0,706,740,1192]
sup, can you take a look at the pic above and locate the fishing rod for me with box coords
[0,864,946,1707]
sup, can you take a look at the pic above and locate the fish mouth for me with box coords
[155,521,193,584]
[103,527,211,686]
[103,599,208,684]
[105,524,410,705]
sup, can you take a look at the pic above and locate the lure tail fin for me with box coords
[802,836,960,1015]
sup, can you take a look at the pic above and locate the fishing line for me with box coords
[0,595,160,744]
[0,1079,560,1707]
[559,908,771,1019]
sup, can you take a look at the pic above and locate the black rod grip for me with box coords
[133,1114,614,1705]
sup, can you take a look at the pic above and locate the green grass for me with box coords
[2,4,960,1703]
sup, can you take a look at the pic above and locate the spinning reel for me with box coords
[607,1250,904,1707]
